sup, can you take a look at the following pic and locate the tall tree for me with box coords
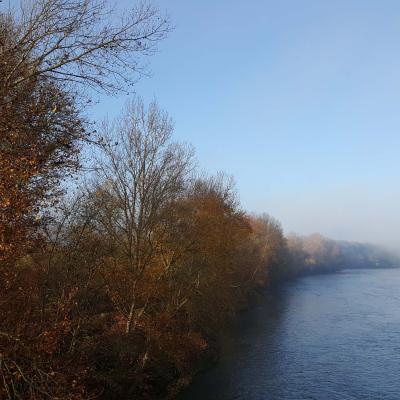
[89,98,193,333]
[0,0,171,262]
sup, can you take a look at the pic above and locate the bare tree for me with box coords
[1,0,171,94]
[89,98,193,333]
[0,0,171,261]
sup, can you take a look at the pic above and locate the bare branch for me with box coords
[1,0,172,94]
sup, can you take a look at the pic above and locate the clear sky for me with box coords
[92,0,400,248]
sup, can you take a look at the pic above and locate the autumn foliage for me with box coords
[1,2,394,400]
[0,89,288,398]
[0,2,285,395]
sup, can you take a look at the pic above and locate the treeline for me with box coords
[0,1,398,399]
[285,233,398,278]
[0,0,286,395]
[1,97,289,398]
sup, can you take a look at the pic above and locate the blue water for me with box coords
[180,269,400,400]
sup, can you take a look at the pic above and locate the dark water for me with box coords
[180,269,400,400]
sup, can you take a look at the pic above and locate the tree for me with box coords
[286,233,307,276]
[0,0,170,262]
[1,0,171,94]
[0,2,171,397]
[88,98,193,334]
[302,233,341,271]
[159,174,253,331]
[248,214,288,282]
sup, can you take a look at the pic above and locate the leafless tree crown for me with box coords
[0,0,171,93]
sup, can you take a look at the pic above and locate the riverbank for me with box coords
[153,262,400,400]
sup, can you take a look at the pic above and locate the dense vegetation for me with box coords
[0,1,398,399]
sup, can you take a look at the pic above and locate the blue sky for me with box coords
[92,1,400,247]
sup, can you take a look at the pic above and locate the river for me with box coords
[179,268,400,400]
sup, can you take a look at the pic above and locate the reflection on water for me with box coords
[179,269,400,400]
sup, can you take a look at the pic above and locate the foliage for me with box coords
[1,1,398,399]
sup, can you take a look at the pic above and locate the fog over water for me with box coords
[247,181,400,253]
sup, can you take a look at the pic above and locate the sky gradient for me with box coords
[92,1,400,249]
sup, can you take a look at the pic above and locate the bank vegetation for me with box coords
[0,1,397,399]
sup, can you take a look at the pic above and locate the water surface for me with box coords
[180,269,400,400]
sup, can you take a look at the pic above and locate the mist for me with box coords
[259,180,400,253]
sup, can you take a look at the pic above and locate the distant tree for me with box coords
[286,233,307,274]
[302,233,341,271]
[248,214,288,282]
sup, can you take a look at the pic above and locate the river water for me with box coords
[179,268,400,400]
